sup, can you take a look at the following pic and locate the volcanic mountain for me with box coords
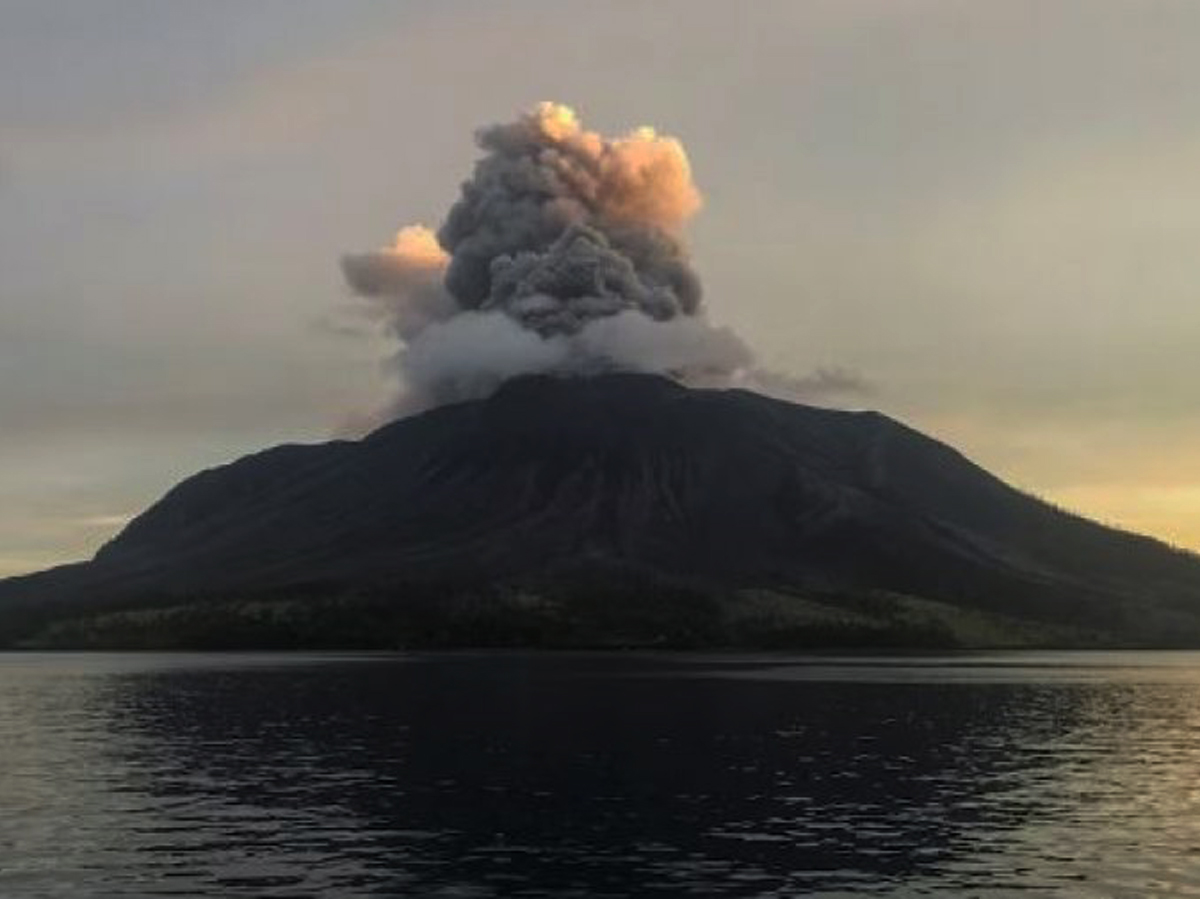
[4,373,1200,648]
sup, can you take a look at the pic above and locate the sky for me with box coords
[2,0,1200,575]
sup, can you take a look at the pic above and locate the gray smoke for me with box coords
[340,103,864,424]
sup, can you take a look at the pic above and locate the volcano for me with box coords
[4,373,1200,648]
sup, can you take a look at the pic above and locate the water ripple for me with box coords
[1,651,1199,895]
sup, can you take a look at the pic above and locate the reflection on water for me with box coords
[1,651,1199,896]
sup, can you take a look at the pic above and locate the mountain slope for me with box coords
[3,373,1200,647]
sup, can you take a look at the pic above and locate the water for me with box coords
[2,651,1199,896]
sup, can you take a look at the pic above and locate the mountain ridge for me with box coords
[3,373,1199,649]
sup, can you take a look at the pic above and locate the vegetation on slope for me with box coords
[9,580,1116,652]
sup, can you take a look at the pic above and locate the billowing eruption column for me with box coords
[341,103,752,419]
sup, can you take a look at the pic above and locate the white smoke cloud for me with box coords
[398,311,570,410]
[339,102,869,429]
[576,311,751,379]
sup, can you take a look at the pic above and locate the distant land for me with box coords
[2,373,1200,650]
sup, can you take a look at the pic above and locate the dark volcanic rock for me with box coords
[3,373,1200,644]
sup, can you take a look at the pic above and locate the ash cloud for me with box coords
[339,102,864,426]
[341,225,455,341]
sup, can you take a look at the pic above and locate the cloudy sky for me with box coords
[3,0,1200,575]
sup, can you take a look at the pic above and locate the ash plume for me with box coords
[339,103,863,425]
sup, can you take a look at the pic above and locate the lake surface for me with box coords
[1,651,1199,897]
